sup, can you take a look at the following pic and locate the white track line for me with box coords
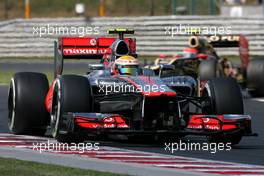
[251,98,264,102]
[191,169,264,172]
[156,164,260,168]
[240,175,264,176]
[95,155,171,158]
[0,140,37,143]
[1,133,264,176]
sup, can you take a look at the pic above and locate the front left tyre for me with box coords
[8,72,49,135]
[202,77,244,145]
[204,77,244,115]
[50,75,92,143]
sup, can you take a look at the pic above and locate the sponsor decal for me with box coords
[207,35,240,42]
[90,38,97,46]
[63,48,108,55]
[187,116,222,130]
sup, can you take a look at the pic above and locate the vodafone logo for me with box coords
[90,39,97,46]
[203,118,210,123]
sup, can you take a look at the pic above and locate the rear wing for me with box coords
[57,28,136,58]
[58,37,136,58]
[54,28,136,77]
[108,28,134,39]
[206,35,249,69]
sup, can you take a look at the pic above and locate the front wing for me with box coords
[57,113,257,137]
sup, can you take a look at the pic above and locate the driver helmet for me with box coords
[112,55,139,76]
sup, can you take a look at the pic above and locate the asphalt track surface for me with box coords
[0,62,264,175]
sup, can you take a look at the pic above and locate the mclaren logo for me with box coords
[63,48,108,55]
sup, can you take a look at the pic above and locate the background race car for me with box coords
[147,34,264,97]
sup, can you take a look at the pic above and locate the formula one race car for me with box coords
[8,29,257,145]
[147,35,264,96]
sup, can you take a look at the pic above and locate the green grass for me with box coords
[0,71,53,85]
[0,70,85,85]
[0,71,16,85]
[0,57,54,65]
[0,157,127,176]
[0,57,53,60]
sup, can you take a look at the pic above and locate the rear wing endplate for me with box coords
[206,35,249,69]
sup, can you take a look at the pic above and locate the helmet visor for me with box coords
[118,65,138,75]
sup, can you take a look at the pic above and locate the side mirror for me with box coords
[87,64,105,74]
[160,64,175,70]
[159,64,175,77]
[140,68,155,76]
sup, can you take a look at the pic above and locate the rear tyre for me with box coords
[199,57,218,80]
[8,72,49,135]
[203,77,244,145]
[51,75,92,143]
[247,58,264,97]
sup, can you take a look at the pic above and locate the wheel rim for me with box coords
[202,82,214,114]
[51,80,61,138]
[8,78,16,132]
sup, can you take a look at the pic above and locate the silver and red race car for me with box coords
[8,29,257,144]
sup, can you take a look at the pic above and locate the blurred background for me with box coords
[0,0,263,19]
[0,0,264,84]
